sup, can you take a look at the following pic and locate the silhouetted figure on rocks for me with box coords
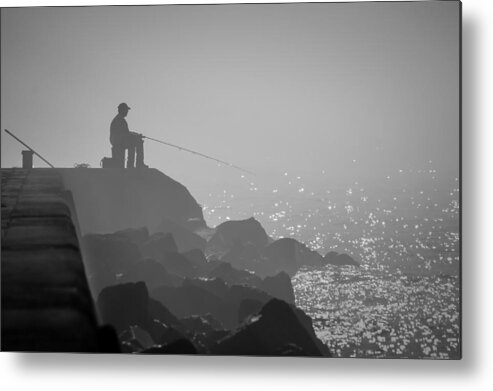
[110,103,147,168]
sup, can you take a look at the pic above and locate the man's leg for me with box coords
[135,136,145,168]
[129,132,147,168]
[111,146,125,168]
[126,142,136,169]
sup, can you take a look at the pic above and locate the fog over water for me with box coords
[2,3,459,185]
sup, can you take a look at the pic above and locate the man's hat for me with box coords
[118,102,131,110]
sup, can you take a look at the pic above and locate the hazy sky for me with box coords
[1,2,459,190]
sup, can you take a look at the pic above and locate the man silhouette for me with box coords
[110,103,147,168]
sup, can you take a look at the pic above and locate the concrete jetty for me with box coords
[1,167,205,352]
[1,168,103,352]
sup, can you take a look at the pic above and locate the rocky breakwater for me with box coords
[207,217,357,277]
[86,221,329,356]
[74,168,366,356]
[78,170,334,356]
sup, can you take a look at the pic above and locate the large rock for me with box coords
[180,314,223,335]
[323,251,360,267]
[211,299,330,357]
[192,329,230,354]
[59,168,206,235]
[155,219,206,252]
[113,227,150,247]
[262,238,324,276]
[177,314,228,354]
[238,299,263,324]
[151,278,273,329]
[123,325,154,350]
[207,262,261,287]
[260,272,296,304]
[141,232,178,258]
[86,259,118,298]
[220,241,263,271]
[208,217,269,253]
[141,233,196,277]
[97,282,183,338]
[120,336,144,353]
[206,218,327,278]
[82,233,141,274]
[82,232,142,295]
[151,283,227,327]
[120,258,181,289]
[182,277,230,298]
[147,298,183,331]
[155,325,187,346]
[215,235,325,277]
[182,248,218,276]
[185,278,273,326]
[97,282,149,333]
[228,285,272,313]
[207,263,295,304]
[159,252,196,278]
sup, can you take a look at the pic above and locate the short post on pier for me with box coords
[22,150,34,169]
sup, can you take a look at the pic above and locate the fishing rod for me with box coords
[142,135,255,176]
[4,129,55,168]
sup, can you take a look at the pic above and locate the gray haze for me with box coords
[1,2,459,195]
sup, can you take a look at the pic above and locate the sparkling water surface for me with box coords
[197,167,460,358]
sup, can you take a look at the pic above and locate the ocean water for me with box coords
[196,167,460,359]
[293,266,460,358]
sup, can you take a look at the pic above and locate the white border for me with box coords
[2,0,491,390]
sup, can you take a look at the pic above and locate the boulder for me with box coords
[151,283,227,327]
[207,263,295,304]
[97,281,183,342]
[290,306,332,357]
[180,314,223,335]
[82,233,141,275]
[181,249,215,276]
[260,272,296,304]
[159,251,196,278]
[151,278,273,329]
[155,219,206,252]
[129,325,154,349]
[113,227,149,246]
[192,329,230,354]
[87,261,117,297]
[141,232,178,258]
[238,299,263,324]
[211,298,330,357]
[207,262,261,287]
[120,338,144,353]
[120,258,181,289]
[182,277,230,298]
[208,217,269,253]
[96,325,121,353]
[147,298,183,330]
[228,285,272,311]
[156,325,187,346]
[220,241,263,271]
[97,282,149,332]
[262,238,324,276]
[323,251,360,267]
